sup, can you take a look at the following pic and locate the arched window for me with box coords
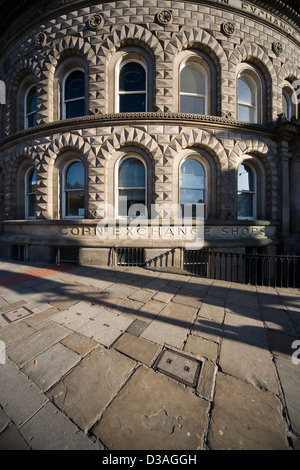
[118,157,146,217]
[237,163,257,219]
[180,64,207,115]
[118,62,147,113]
[25,168,36,219]
[180,158,206,218]
[282,82,298,120]
[238,74,257,123]
[63,161,85,218]
[63,69,85,119]
[25,85,37,129]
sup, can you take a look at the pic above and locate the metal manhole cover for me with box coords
[3,307,31,323]
[154,349,201,388]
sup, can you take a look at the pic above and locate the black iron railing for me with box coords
[115,247,145,267]
[183,250,300,289]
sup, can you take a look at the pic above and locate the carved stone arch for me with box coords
[100,127,161,162]
[40,36,96,123]
[229,138,277,221]
[278,61,300,83]
[97,24,163,113]
[165,128,228,171]
[166,27,227,115]
[100,24,163,61]
[8,59,39,134]
[229,42,278,122]
[165,128,228,217]
[167,27,227,69]
[97,127,161,218]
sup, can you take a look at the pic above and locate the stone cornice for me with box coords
[0,113,276,151]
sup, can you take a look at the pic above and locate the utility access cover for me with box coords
[154,349,201,388]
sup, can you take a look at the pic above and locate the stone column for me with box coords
[278,141,291,235]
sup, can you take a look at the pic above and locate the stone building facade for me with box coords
[0,0,299,268]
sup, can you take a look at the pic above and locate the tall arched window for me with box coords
[118,157,146,217]
[63,70,85,119]
[237,163,257,219]
[238,74,257,123]
[118,62,147,113]
[25,168,36,219]
[25,85,37,129]
[180,64,207,115]
[180,158,206,218]
[63,161,85,218]
[282,82,298,120]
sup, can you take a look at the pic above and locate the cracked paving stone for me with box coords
[93,365,209,450]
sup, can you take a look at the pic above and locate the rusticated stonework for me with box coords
[0,0,299,263]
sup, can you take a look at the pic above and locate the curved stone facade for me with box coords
[0,0,299,266]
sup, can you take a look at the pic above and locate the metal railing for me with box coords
[183,250,300,289]
[115,247,145,267]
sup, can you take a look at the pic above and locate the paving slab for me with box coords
[141,302,197,348]
[0,321,33,347]
[93,365,210,450]
[60,332,99,357]
[50,301,101,331]
[21,343,81,392]
[207,372,290,450]
[184,334,219,362]
[48,346,136,432]
[113,333,161,366]
[19,402,101,450]
[7,323,69,368]
[0,360,48,428]
[274,355,300,436]
[0,424,30,450]
[76,308,134,347]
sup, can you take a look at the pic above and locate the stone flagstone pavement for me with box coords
[0,258,299,450]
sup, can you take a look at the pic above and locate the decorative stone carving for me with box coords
[156,10,173,26]
[272,41,283,56]
[88,13,104,31]
[221,22,235,37]
[35,32,47,49]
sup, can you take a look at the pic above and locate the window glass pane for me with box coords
[119,189,146,216]
[181,65,205,95]
[238,104,255,122]
[27,87,37,114]
[238,76,255,105]
[66,162,84,190]
[238,193,254,218]
[27,194,36,218]
[180,189,205,204]
[180,159,205,189]
[119,63,146,93]
[28,170,37,194]
[180,95,205,115]
[66,100,85,119]
[119,94,146,113]
[65,71,85,101]
[119,158,145,188]
[282,91,290,119]
[238,164,254,192]
[66,192,84,217]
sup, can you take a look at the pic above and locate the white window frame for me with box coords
[237,162,257,220]
[237,73,258,124]
[62,68,85,120]
[179,62,208,115]
[24,84,37,129]
[25,167,36,220]
[116,155,147,219]
[179,157,207,219]
[62,160,85,220]
[117,60,148,113]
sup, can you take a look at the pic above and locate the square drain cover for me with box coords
[154,349,201,388]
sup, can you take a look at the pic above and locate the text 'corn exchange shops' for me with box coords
[0,0,300,287]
